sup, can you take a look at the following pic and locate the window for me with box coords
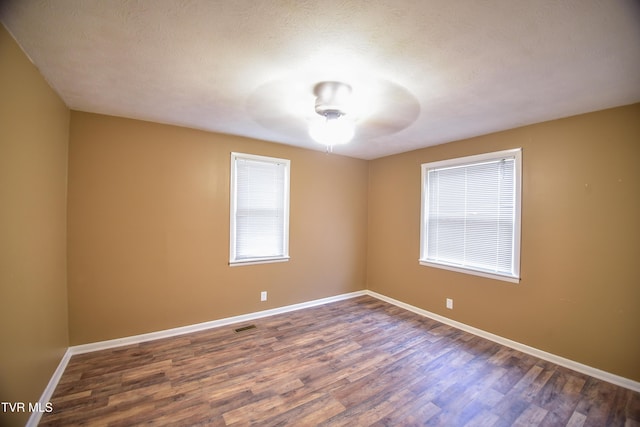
[420,148,522,283]
[230,152,290,265]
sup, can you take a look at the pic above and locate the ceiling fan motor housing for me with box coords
[314,81,352,118]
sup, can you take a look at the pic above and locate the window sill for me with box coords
[229,257,290,267]
[419,260,520,284]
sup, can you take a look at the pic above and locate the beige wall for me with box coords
[67,112,369,344]
[367,104,640,381]
[0,25,70,426]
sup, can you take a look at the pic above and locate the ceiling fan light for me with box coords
[309,116,355,146]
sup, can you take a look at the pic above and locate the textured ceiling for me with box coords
[2,0,639,159]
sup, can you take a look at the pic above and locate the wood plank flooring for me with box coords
[40,296,640,426]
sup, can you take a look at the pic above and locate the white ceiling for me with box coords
[2,0,639,159]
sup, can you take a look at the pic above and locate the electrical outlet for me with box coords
[446,298,453,310]
[260,291,267,302]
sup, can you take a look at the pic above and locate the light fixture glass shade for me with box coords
[309,116,355,146]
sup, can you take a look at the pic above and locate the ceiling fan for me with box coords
[246,77,420,150]
[308,81,355,147]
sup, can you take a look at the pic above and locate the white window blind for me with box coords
[230,153,290,265]
[420,149,521,283]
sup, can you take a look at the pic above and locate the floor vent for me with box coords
[234,324,257,333]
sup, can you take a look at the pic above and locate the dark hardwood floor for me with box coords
[40,296,639,426]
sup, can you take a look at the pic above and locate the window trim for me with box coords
[419,148,522,283]
[229,152,290,266]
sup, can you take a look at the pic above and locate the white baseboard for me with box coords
[33,287,638,422]
[26,348,73,427]
[27,290,365,425]
[365,290,640,393]
[70,290,367,355]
